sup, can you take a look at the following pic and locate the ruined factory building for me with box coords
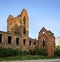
[0,9,55,56]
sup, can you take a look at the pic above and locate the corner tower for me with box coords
[7,9,29,50]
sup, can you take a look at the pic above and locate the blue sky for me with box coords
[0,0,60,39]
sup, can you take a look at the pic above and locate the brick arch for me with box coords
[38,34,49,49]
[40,34,48,41]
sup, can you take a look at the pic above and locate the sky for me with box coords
[0,0,60,39]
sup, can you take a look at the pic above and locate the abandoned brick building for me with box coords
[0,9,55,56]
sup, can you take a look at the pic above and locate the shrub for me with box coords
[0,48,21,57]
[55,46,60,56]
[39,48,47,56]
[21,50,29,56]
[29,46,48,56]
[0,47,48,58]
[0,47,30,57]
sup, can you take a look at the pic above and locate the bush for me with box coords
[39,49,47,56]
[55,46,60,56]
[21,50,29,56]
[0,47,30,57]
[0,48,8,57]
[29,46,48,56]
[0,48,19,57]
[0,47,48,58]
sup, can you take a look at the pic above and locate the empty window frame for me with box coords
[23,39,26,46]
[23,27,26,34]
[8,36,12,44]
[34,42,36,45]
[0,34,2,43]
[23,16,26,25]
[42,39,45,47]
[16,38,19,45]
[29,41,31,46]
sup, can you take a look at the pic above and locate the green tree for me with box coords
[55,46,60,56]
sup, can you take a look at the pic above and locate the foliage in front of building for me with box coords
[0,46,60,60]
[29,46,48,56]
[55,46,60,56]
[0,47,48,58]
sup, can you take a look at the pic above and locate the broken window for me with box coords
[34,42,36,45]
[16,38,19,45]
[0,34,2,43]
[8,36,12,44]
[23,39,26,46]
[23,16,26,25]
[29,41,31,46]
[23,27,26,34]
[42,39,45,47]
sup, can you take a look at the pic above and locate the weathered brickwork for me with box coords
[38,27,55,56]
[0,31,21,49]
[7,9,29,50]
[0,9,55,56]
[29,38,37,50]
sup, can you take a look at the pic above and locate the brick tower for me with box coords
[7,9,29,50]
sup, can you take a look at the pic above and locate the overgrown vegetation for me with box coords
[0,46,60,60]
[29,46,47,56]
[55,46,60,56]
[0,48,29,57]
[0,47,48,58]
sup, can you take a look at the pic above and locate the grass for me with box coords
[0,55,60,61]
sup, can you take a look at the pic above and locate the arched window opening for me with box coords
[29,41,31,46]
[23,27,26,34]
[23,39,26,46]
[42,39,45,47]
[23,16,26,25]
[34,42,36,45]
